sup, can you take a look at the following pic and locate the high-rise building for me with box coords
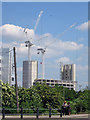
[60,64,76,90]
[33,63,76,90]
[23,60,38,88]
[0,48,14,85]
[61,64,76,81]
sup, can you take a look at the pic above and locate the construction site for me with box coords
[0,2,89,120]
[0,10,77,90]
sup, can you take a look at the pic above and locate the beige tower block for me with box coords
[71,64,76,81]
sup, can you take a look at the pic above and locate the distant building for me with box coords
[33,64,77,91]
[0,48,14,85]
[23,60,38,88]
[61,64,76,81]
[60,63,76,90]
[33,79,77,90]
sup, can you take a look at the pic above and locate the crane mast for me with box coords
[37,48,46,79]
[37,23,76,80]
[24,11,43,87]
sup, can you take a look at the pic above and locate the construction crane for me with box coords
[37,23,76,79]
[34,11,43,32]
[37,48,46,79]
[24,34,33,61]
[24,10,43,61]
[23,11,43,87]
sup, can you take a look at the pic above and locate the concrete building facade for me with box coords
[33,79,77,90]
[23,60,38,88]
[0,48,14,85]
[60,64,76,90]
[61,64,76,81]
[33,64,76,91]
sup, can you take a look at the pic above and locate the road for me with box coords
[1,114,89,120]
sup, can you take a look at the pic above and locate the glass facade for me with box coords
[0,48,12,84]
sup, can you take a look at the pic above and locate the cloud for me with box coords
[35,33,83,58]
[0,24,34,43]
[17,43,27,55]
[16,42,41,59]
[56,57,72,64]
[76,22,88,31]
[46,47,63,58]
[44,40,83,58]
[57,41,83,51]
[77,65,88,71]
[0,24,84,59]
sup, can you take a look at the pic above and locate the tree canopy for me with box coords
[1,82,89,114]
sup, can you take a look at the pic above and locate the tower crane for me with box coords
[23,11,43,87]
[37,23,76,79]
[37,48,46,79]
[34,11,43,32]
[24,10,43,61]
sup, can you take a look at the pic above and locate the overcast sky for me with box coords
[0,2,88,90]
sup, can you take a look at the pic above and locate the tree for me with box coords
[2,82,89,114]
[72,89,89,113]
[18,87,42,109]
[33,83,64,109]
[2,83,16,108]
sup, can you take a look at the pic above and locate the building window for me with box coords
[0,60,1,63]
[47,83,50,85]
[59,84,62,86]
[47,80,50,82]
[51,80,54,82]
[0,67,1,71]
[43,80,45,82]
[12,77,14,81]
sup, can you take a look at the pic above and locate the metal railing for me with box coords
[2,107,62,119]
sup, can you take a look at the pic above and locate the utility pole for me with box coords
[13,47,19,112]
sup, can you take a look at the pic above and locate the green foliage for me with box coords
[2,83,16,108]
[33,83,64,109]
[18,87,42,109]
[72,89,89,113]
[64,88,77,100]
[1,82,89,114]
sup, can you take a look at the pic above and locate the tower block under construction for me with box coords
[23,60,38,88]
[61,64,76,81]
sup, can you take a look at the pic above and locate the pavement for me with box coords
[0,114,89,120]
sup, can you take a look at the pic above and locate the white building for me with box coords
[23,60,38,88]
[0,48,15,85]
[33,79,77,90]
[33,64,77,91]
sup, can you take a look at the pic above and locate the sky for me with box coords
[1,0,89,2]
[0,2,88,90]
